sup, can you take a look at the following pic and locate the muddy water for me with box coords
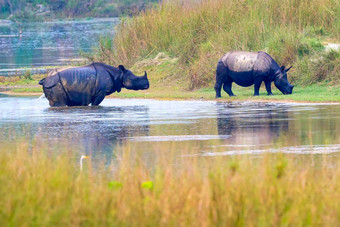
[1,97,340,162]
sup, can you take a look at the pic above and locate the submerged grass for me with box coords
[1,142,340,226]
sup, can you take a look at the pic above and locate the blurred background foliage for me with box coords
[0,0,159,20]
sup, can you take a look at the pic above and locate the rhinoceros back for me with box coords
[58,65,97,106]
[222,51,258,72]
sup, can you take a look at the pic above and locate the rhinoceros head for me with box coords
[119,65,150,90]
[274,66,294,95]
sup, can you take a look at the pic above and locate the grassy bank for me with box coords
[108,84,340,103]
[0,74,44,94]
[1,142,340,226]
[1,72,340,102]
[91,0,340,90]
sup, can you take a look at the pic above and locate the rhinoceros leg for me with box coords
[50,100,67,107]
[215,61,229,98]
[214,82,222,98]
[223,79,235,97]
[264,80,273,95]
[254,77,263,96]
[91,93,105,106]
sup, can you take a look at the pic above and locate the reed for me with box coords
[91,0,340,89]
[1,141,340,226]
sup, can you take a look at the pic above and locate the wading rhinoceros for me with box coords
[214,51,293,98]
[39,63,149,107]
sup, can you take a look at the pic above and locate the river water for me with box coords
[1,97,340,163]
[2,18,340,167]
[0,18,119,75]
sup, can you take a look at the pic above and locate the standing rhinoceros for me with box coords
[214,51,293,98]
[39,62,149,107]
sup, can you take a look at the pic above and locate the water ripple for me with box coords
[129,135,232,142]
[200,144,340,156]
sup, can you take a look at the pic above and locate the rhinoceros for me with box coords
[39,63,149,107]
[214,51,293,97]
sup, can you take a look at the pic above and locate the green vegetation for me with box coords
[91,0,340,90]
[0,74,43,94]
[0,74,44,86]
[211,85,340,102]
[22,70,32,80]
[0,0,159,21]
[1,142,340,226]
[293,50,340,85]
[111,84,340,103]
[10,87,42,93]
[1,70,340,102]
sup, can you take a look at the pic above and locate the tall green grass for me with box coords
[292,50,340,85]
[1,142,340,226]
[91,0,339,89]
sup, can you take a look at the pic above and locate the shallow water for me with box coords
[0,18,119,74]
[1,97,340,162]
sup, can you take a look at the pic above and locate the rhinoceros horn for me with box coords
[285,66,292,72]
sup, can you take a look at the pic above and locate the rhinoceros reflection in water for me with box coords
[39,63,150,107]
[216,102,290,146]
[215,51,294,97]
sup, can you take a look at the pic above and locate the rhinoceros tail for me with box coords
[39,78,46,85]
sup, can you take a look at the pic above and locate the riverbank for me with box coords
[1,73,340,103]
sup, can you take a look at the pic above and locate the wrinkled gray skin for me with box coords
[39,62,149,107]
[215,51,293,98]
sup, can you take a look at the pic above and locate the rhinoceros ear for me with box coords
[285,66,292,72]
[280,65,286,72]
[118,65,126,72]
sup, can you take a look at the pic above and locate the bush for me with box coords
[23,70,33,80]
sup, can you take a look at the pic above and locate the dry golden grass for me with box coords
[1,141,340,226]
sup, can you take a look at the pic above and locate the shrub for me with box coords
[23,70,33,80]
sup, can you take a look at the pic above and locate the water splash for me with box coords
[36,93,45,101]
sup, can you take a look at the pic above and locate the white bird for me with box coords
[80,155,90,171]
